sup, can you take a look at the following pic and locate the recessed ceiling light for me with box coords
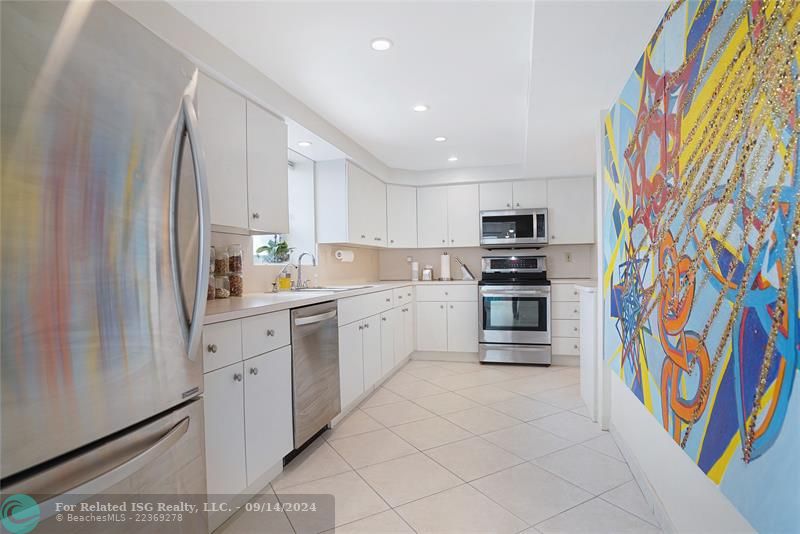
[434,136,447,142]
[297,141,312,147]
[370,38,393,51]
[412,104,429,112]
[448,156,458,162]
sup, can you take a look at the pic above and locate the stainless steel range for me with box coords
[479,254,551,365]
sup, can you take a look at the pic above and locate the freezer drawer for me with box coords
[0,399,207,532]
[291,301,341,448]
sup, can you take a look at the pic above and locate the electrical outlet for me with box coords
[565,252,573,263]
[406,256,413,263]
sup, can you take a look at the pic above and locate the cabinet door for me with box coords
[197,74,248,229]
[243,346,292,486]
[512,180,547,209]
[447,302,479,353]
[380,310,398,376]
[203,363,247,496]
[547,177,594,244]
[447,184,480,247]
[387,185,417,247]
[417,187,449,248]
[401,303,415,361]
[480,182,513,211]
[362,316,382,388]
[369,176,388,246]
[347,164,372,245]
[246,101,288,234]
[338,322,364,408]
[416,302,448,351]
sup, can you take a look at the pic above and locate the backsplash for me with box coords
[378,244,595,281]
[210,232,379,292]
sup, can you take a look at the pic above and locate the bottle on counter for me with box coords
[214,249,229,277]
[228,244,243,274]
[214,275,230,299]
[229,271,243,297]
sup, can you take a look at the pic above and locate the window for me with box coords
[253,150,316,264]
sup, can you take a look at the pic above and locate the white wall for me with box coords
[609,376,753,533]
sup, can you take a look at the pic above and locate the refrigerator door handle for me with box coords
[15,417,190,521]
[169,92,210,361]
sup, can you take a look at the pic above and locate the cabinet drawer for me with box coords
[374,290,395,314]
[552,319,580,338]
[203,320,242,373]
[339,291,394,325]
[392,286,413,306]
[415,284,477,302]
[552,337,580,356]
[552,301,580,320]
[551,283,580,302]
[241,310,290,358]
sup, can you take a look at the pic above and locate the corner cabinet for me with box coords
[415,284,478,352]
[387,184,418,248]
[546,177,594,244]
[417,184,479,248]
[197,73,289,234]
[317,160,387,247]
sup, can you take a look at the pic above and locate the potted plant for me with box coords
[256,235,294,264]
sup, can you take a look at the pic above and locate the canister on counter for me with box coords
[228,244,243,273]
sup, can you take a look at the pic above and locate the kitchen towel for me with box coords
[440,253,451,280]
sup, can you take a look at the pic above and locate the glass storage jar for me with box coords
[207,246,216,300]
[229,272,243,297]
[214,249,229,276]
[228,244,243,274]
[214,275,230,299]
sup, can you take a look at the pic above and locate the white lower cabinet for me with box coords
[362,316,382,390]
[381,308,399,375]
[416,284,478,352]
[446,302,479,352]
[402,303,415,359]
[204,362,247,497]
[338,321,365,409]
[550,280,589,360]
[416,302,448,351]
[243,346,293,486]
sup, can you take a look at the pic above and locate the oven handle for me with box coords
[481,291,550,298]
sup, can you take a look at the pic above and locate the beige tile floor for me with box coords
[219,359,662,534]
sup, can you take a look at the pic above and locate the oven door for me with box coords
[480,285,551,344]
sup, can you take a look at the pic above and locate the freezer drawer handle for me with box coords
[33,417,190,521]
[294,310,337,326]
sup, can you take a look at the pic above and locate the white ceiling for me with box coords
[171,0,666,177]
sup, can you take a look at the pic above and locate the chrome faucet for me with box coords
[295,252,317,289]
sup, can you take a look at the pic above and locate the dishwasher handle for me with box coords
[294,309,337,326]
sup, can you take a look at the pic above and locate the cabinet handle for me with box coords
[450,305,454,309]
[207,344,218,354]
[506,203,511,207]
[573,291,578,296]
[551,235,556,239]
[364,323,370,329]
[451,239,454,243]
[386,298,391,302]
[233,373,243,382]
[382,317,387,322]
[266,329,275,337]
[249,367,259,376]
[374,237,380,241]
[398,295,403,299]
[573,344,579,350]
[573,309,578,314]
[516,202,520,207]
[252,212,260,219]
[574,327,578,332]
[361,234,366,239]
[440,305,444,309]
[444,291,448,295]
[358,324,364,330]
[390,239,394,243]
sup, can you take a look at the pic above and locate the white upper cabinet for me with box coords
[246,101,288,234]
[447,184,480,247]
[547,177,594,244]
[512,180,547,209]
[197,73,248,230]
[387,185,417,248]
[479,182,514,210]
[317,160,387,247]
[417,185,479,248]
[479,180,547,211]
[417,186,449,248]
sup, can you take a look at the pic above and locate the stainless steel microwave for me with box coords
[480,208,548,248]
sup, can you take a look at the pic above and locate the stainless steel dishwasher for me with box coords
[291,300,341,448]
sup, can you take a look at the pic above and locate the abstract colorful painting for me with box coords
[601,0,799,530]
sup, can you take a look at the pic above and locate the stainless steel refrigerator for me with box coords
[1,0,210,524]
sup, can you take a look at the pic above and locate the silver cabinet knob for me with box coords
[440,305,444,309]
[361,234,366,239]
[266,329,275,337]
[573,344,579,350]
[441,239,446,243]
[516,202,520,207]
[207,344,218,353]
[573,327,578,332]
[444,291,448,295]
[390,239,394,243]
[249,367,259,376]
[551,235,556,239]
[450,305,454,309]
[364,323,370,329]
[382,316,387,321]
[386,297,391,302]
[233,373,243,382]
[506,203,511,207]
[451,239,454,243]
[358,324,364,330]
[374,237,380,241]
[573,309,578,314]
[398,295,403,299]
[252,212,260,219]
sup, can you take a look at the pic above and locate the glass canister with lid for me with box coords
[207,246,216,300]
[214,248,229,277]
[227,244,244,296]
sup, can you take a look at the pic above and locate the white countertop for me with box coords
[204,280,478,324]
[549,278,597,286]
